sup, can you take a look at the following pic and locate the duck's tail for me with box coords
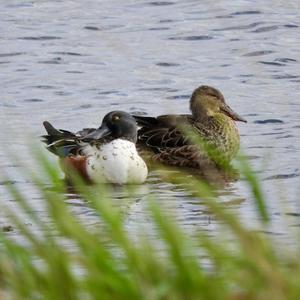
[42,121,79,157]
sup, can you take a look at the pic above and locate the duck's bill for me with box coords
[81,125,111,141]
[221,104,247,123]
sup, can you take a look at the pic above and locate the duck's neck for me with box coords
[192,106,212,121]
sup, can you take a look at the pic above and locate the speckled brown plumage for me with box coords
[134,85,246,170]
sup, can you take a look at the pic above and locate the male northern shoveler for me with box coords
[134,85,247,169]
[42,111,148,185]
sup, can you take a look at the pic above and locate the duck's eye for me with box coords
[207,92,217,98]
[112,115,120,122]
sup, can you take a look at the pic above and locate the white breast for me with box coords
[82,139,148,184]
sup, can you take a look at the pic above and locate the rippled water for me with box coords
[0,0,299,246]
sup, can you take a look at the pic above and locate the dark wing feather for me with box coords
[43,121,63,136]
[134,114,222,170]
[134,114,191,127]
[133,115,160,127]
[134,114,193,151]
[42,121,75,143]
[42,121,80,157]
[76,128,97,137]
[138,127,189,150]
[152,145,214,169]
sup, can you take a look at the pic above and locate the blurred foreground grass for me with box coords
[0,149,299,300]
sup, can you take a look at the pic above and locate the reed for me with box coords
[0,148,299,300]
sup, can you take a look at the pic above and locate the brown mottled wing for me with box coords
[134,114,192,128]
[152,145,214,169]
[138,127,189,150]
[134,114,192,151]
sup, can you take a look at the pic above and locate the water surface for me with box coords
[0,0,299,246]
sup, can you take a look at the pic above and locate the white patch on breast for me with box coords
[82,139,148,184]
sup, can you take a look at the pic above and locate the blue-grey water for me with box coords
[0,0,299,247]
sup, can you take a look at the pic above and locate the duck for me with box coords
[42,111,148,185]
[134,85,247,169]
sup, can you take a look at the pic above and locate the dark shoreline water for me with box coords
[0,0,299,246]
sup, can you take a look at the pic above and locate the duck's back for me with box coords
[135,114,240,167]
[135,114,191,150]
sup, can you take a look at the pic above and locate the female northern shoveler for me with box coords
[134,85,247,169]
[42,111,148,185]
